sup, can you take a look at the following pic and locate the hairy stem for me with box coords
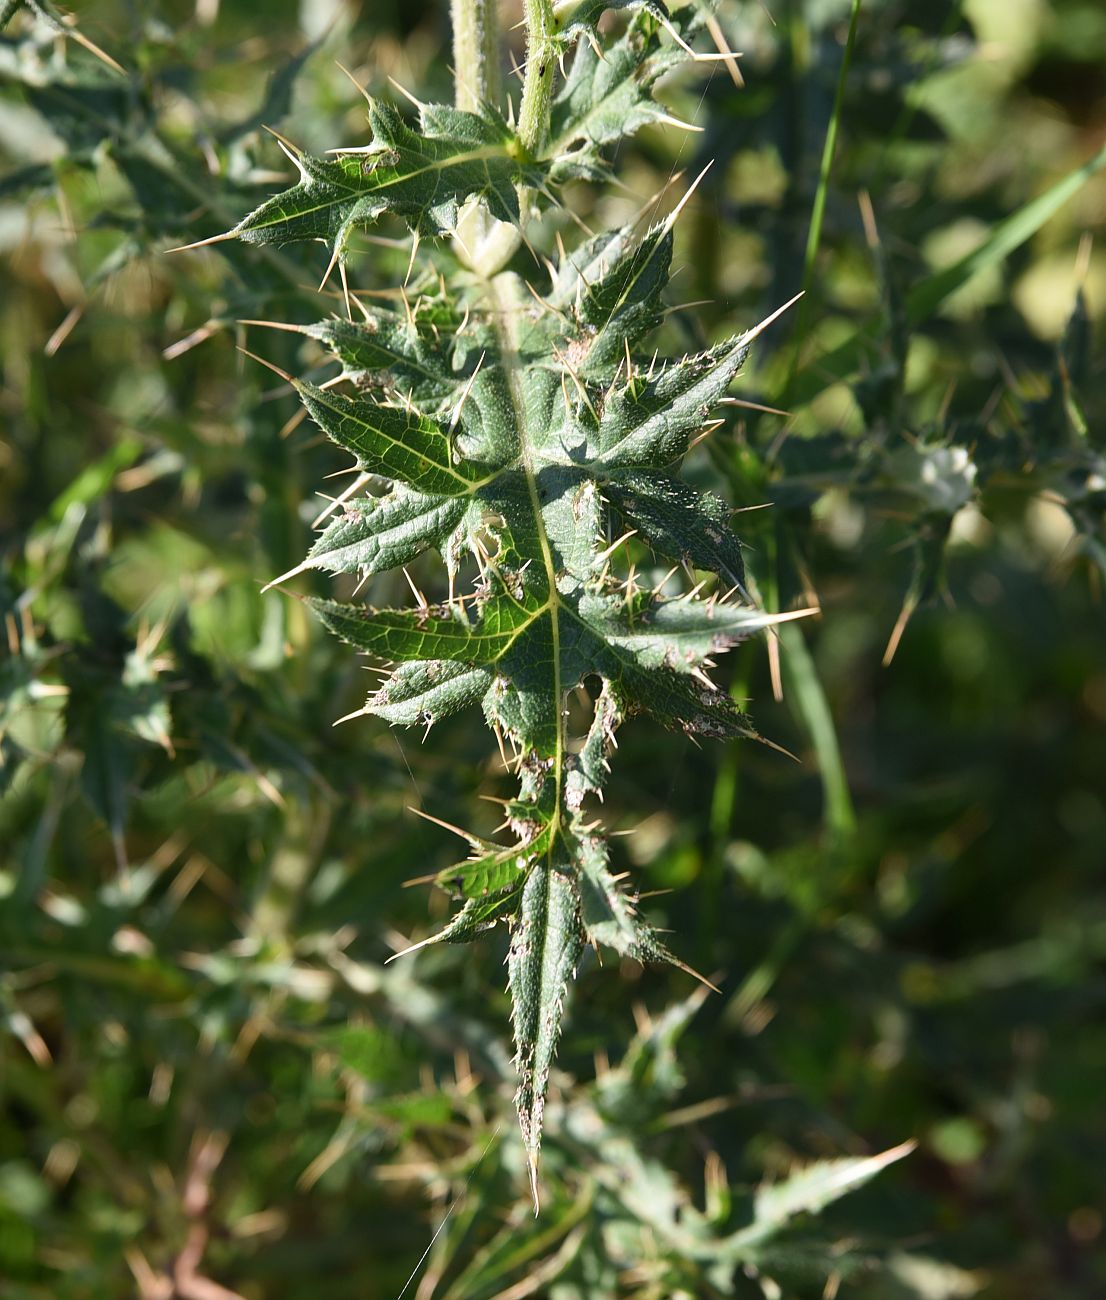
[517,0,558,155]
[452,0,522,276]
[451,0,501,112]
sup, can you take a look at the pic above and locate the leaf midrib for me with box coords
[296,380,497,492]
[490,273,566,840]
[240,145,517,235]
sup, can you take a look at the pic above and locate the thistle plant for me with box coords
[196,0,804,1199]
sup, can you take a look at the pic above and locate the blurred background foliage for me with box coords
[1,0,1104,1295]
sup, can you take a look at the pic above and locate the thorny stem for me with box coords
[450,0,501,112]
[452,0,522,276]
[517,0,558,156]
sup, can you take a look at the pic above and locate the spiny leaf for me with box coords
[367,659,492,727]
[549,223,672,381]
[437,825,555,899]
[309,597,535,665]
[614,657,757,740]
[294,489,467,580]
[565,681,621,809]
[577,842,714,987]
[554,0,670,43]
[285,312,516,466]
[732,1143,917,1250]
[230,99,541,254]
[390,884,523,961]
[239,207,795,1193]
[548,15,684,159]
[594,337,750,468]
[509,860,583,1202]
[293,311,463,399]
[603,471,747,589]
[595,591,784,661]
[576,838,654,955]
[293,379,490,496]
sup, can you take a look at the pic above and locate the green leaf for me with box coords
[577,840,652,956]
[367,659,492,727]
[118,648,173,754]
[216,40,321,145]
[548,17,684,159]
[309,597,536,666]
[547,223,672,384]
[617,659,756,740]
[392,884,525,961]
[240,216,785,1192]
[0,161,55,199]
[231,99,541,254]
[564,681,621,809]
[437,826,555,899]
[604,471,747,589]
[554,0,670,42]
[577,842,712,991]
[65,683,136,864]
[790,140,1106,405]
[596,591,785,663]
[23,79,137,152]
[294,490,467,581]
[508,861,583,1199]
[0,734,25,797]
[293,379,488,496]
[730,1142,917,1251]
[594,337,750,468]
[43,435,144,526]
[303,309,462,400]
[904,144,1106,322]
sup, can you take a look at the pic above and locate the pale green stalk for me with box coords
[778,620,855,844]
[451,0,501,112]
[760,529,855,848]
[452,0,525,275]
[517,0,558,155]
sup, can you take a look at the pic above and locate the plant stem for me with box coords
[801,0,862,286]
[701,649,752,961]
[517,0,558,155]
[451,0,501,113]
[764,522,856,849]
[452,0,522,276]
[778,619,856,846]
[784,0,862,402]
